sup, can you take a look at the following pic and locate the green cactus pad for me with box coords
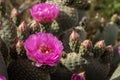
[8,58,51,80]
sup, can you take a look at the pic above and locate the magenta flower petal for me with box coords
[0,75,6,80]
[71,73,84,80]
[118,45,120,55]
[30,3,59,24]
[24,32,63,67]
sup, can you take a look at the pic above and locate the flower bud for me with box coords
[106,45,113,54]
[94,40,106,48]
[69,29,80,42]
[29,20,38,30]
[71,72,85,80]
[17,21,27,33]
[100,17,105,24]
[11,8,19,17]
[16,39,23,49]
[81,40,93,50]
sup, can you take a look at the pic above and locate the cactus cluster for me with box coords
[0,0,120,80]
[51,39,113,80]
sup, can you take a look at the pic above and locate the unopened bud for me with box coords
[94,40,106,48]
[117,15,120,20]
[78,71,86,80]
[29,20,38,29]
[71,72,85,80]
[88,0,91,3]
[16,39,23,49]
[106,45,113,54]
[113,14,118,18]
[17,21,27,33]
[11,8,19,17]
[81,40,93,50]
[69,28,80,42]
[100,17,105,24]
[95,13,99,19]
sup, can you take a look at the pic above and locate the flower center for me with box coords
[39,45,53,54]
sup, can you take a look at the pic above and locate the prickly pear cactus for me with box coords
[46,0,79,32]
[64,0,91,9]
[0,4,17,48]
[51,40,113,80]
[65,0,90,21]
[59,26,86,52]
[51,62,73,80]
[103,22,119,46]
[61,46,106,80]
[8,58,52,80]
[110,64,120,80]
[0,15,17,47]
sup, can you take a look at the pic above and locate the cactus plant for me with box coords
[8,58,51,80]
[110,64,120,80]
[103,21,119,46]
[59,25,86,52]
[0,15,17,48]
[51,39,113,80]
[46,0,79,33]
[0,1,17,48]
[0,1,17,64]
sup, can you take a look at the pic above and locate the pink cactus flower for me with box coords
[118,45,120,55]
[30,3,59,24]
[24,32,63,67]
[0,75,6,80]
[71,73,85,80]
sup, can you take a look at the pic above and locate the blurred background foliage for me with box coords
[4,0,120,22]
[89,0,120,18]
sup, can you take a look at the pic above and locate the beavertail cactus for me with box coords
[0,15,17,47]
[8,58,51,80]
[51,40,113,80]
[8,32,63,80]
[52,40,108,80]
[59,26,86,52]
[0,2,17,48]
[46,0,79,32]
[103,14,119,46]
